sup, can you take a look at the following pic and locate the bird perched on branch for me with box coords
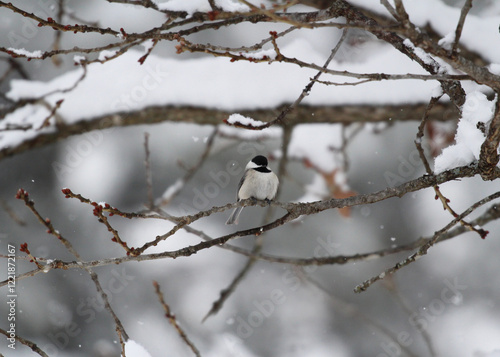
[226,155,279,225]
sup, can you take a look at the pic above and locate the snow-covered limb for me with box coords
[225,113,267,128]
[478,95,500,180]
[161,178,184,202]
[152,0,249,15]
[6,48,43,59]
[3,0,495,161]
[124,340,153,357]
[0,101,459,160]
[435,91,497,174]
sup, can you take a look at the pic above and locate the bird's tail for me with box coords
[226,206,243,225]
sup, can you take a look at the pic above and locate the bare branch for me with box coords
[54,162,488,258]
[452,0,473,54]
[382,278,436,356]
[153,281,201,357]
[330,0,466,106]
[0,1,120,36]
[380,0,398,20]
[355,191,500,292]
[0,198,26,226]
[207,0,221,12]
[219,201,499,267]
[275,26,350,126]
[387,0,500,93]
[106,0,159,9]
[304,272,420,357]
[14,189,130,341]
[0,328,49,357]
[0,162,490,291]
[393,0,411,29]
[202,258,254,322]
[158,127,218,206]
[144,132,154,209]
[50,0,65,67]
[4,201,499,289]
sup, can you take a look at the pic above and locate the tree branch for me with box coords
[0,102,459,161]
[355,190,500,292]
[479,96,500,180]
[14,189,130,341]
[452,0,473,55]
[153,281,201,357]
[1,162,490,292]
[0,328,49,357]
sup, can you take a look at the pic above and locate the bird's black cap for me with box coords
[252,155,268,167]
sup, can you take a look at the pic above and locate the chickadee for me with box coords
[226,155,279,225]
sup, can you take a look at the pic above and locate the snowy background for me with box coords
[1,0,500,356]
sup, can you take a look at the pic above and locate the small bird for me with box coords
[226,155,279,225]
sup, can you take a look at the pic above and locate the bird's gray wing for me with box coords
[236,170,248,200]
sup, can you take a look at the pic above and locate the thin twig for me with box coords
[117,327,127,357]
[4,201,498,289]
[138,39,158,65]
[2,165,494,291]
[214,201,499,266]
[415,95,488,239]
[50,0,65,66]
[383,279,436,356]
[202,258,254,322]
[0,198,26,226]
[0,328,49,357]
[0,1,120,36]
[304,272,419,357]
[238,0,303,28]
[207,0,220,11]
[58,162,488,257]
[14,189,130,341]
[380,0,398,20]
[355,191,500,293]
[153,281,201,357]
[202,134,292,321]
[200,25,298,54]
[144,132,154,209]
[37,99,64,130]
[272,26,351,128]
[159,127,218,206]
[452,0,473,54]
[393,0,411,29]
